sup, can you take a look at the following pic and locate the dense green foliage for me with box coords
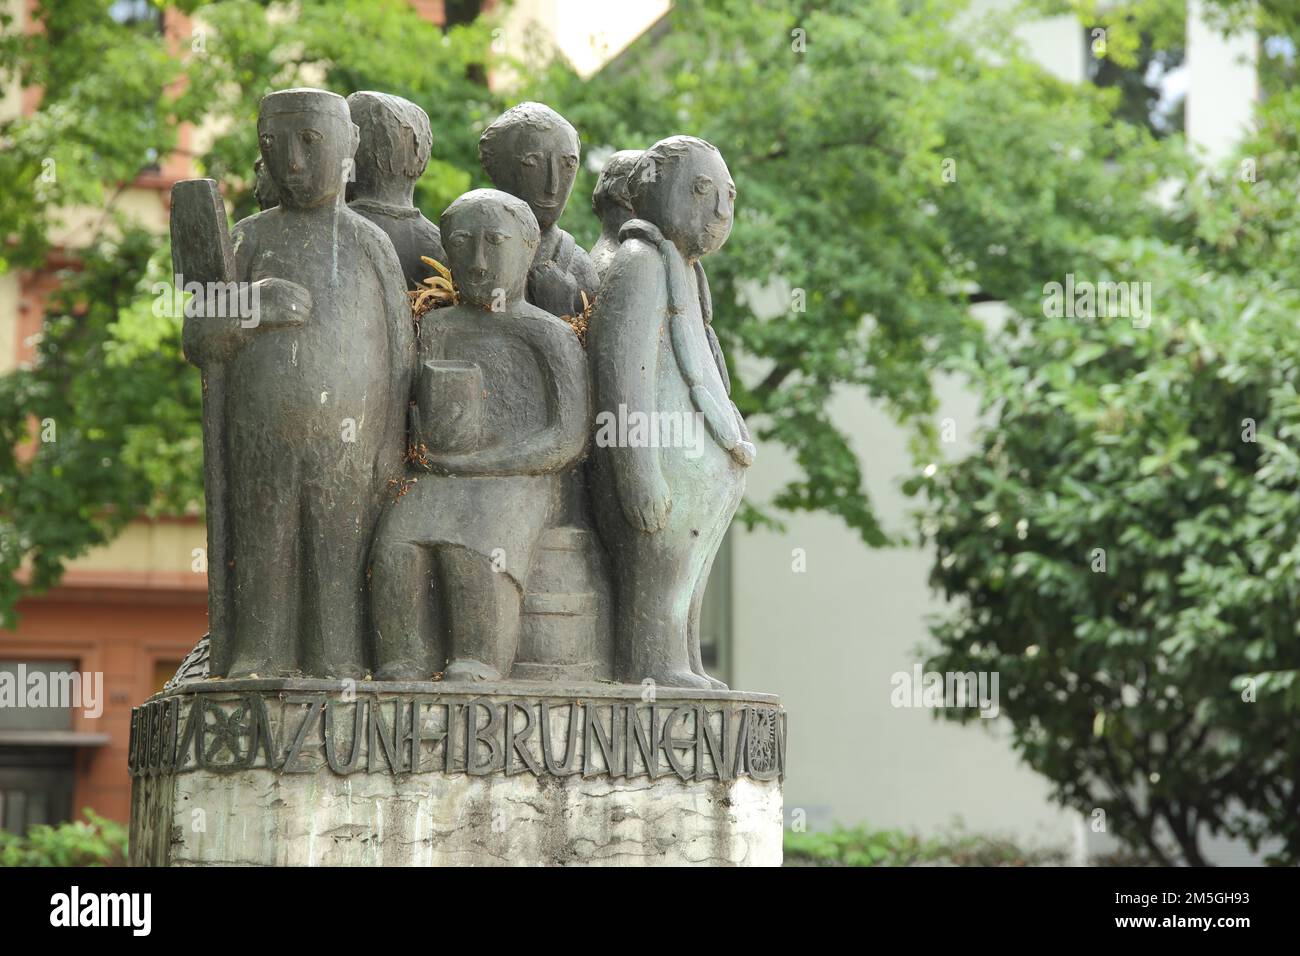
[0,810,127,866]
[784,823,1068,866]
[0,0,500,623]
[912,5,1300,864]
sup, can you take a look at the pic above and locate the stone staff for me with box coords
[170,179,235,675]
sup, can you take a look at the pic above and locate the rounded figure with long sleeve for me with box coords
[587,136,755,690]
[369,189,591,682]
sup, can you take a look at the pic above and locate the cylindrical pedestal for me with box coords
[129,679,785,866]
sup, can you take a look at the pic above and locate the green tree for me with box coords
[912,1,1300,866]
[0,0,498,623]
[0,0,1177,622]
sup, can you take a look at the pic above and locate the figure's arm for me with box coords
[570,245,600,305]
[366,224,417,427]
[692,264,753,466]
[528,259,583,317]
[588,238,673,532]
[183,218,309,365]
[423,316,589,476]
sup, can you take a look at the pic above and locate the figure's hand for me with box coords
[529,260,580,316]
[730,440,756,468]
[622,472,672,533]
[246,277,311,331]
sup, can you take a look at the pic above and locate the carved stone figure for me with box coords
[147,90,788,872]
[478,102,598,318]
[181,88,414,679]
[587,136,755,689]
[346,91,448,290]
[589,149,641,282]
[369,189,590,682]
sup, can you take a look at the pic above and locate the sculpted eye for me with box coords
[563,155,578,169]
[259,134,274,149]
[486,232,508,245]
[300,129,322,145]
[449,231,471,245]
[693,176,712,196]
[522,154,541,167]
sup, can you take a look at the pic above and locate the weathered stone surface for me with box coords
[133,765,779,867]
[129,679,784,866]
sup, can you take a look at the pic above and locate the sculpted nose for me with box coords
[715,190,730,219]
[473,236,488,272]
[546,155,559,195]
[288,141,304,174]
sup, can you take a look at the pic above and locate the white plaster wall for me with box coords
[1186,0,1258,164]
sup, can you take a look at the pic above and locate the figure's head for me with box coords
[257,88,358,210]
[253,155,279,211]
[346,91,432,197]
[628,136,734,259]
[591,149,641,229]
[478,102,579,231]
[440,189,540,309]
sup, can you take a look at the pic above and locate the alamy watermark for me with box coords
[890,664,1000,718]
[593,404,706,459]
[153,273,262,327]
[50,886,150,936]
[0,664,103,719]
[1043,273,1152,328]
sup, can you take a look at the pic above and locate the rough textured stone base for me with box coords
[129,680,785,866]
[133,767,780,866]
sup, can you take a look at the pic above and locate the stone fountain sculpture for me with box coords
[132,92,783,868]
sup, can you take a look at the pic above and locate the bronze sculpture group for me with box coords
[174,87,753,690]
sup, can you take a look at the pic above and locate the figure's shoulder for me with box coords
[415,214,442,239]
[342,205,388,243]
[517,302,583,347]
[606,229,662,286]
[345,207,403,264]
[231,207,276,239]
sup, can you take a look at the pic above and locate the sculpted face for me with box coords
[442,193,538,309]
[505,125,579,231]
[258,97,356,210]
[636,142,735,259]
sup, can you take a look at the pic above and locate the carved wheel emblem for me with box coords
[747,708,778,774]
[205,703,249,763]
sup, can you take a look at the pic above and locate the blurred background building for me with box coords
[0,0,1265,859]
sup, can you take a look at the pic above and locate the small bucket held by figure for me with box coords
[414,359,484,453]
